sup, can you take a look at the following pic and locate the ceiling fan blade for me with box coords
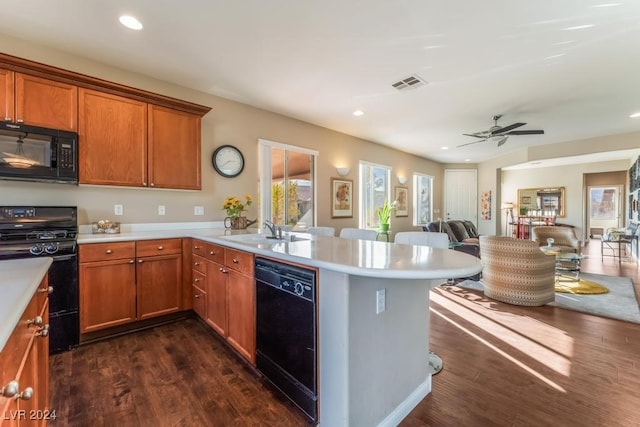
[506,129,544,135]
[457,139,487,148]
[492,122,525,134]
[462,133,488,139]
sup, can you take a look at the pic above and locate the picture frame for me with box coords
[394,186,408,217]
[331,178,353,218]
[521,196,531,204]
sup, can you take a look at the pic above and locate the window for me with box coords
[359,161,391,229]
[413,173,433,225]
[258,139,318,227]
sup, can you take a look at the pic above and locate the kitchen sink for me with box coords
[221,233,310,245]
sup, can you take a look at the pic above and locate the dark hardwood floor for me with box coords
[50,239,640,426]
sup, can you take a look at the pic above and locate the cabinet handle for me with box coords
[150,183,155,187]
[105,249,113,254]
[219,267,228,273]
[36,325,50,337]
[194,278,201,283]
[194,245,200,250]
[27,316,43,327]
[138,259,143,263]
[194,262,200,266]
[210,251,216,256]
[143,182,147,186]
[194,294,201,299]
[232,258,239,264]
[157,246,164,250]
[3,116,11,121]
[38,286,54,294]
[15,387,33,401]
[129,259,135,264]
[16,118,24,123]
[0,381,18,398]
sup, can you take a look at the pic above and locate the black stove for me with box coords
[0,206,79,353]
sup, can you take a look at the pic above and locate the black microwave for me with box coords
[0,122,78,184]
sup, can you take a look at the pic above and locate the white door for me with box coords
[444,169,478,224]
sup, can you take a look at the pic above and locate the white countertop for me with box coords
[0,257,52,352]
[78,226,482,280]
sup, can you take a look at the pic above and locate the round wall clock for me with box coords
[212,145,245,178]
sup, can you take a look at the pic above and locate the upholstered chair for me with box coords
[339,228,378,241]
[479,236,556,306]
[531,226,582,255]
[306,226,335,237]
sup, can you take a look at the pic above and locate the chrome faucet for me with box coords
[263,220,278,238]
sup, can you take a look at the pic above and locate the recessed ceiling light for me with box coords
[630,112,640,118]
[591,3,621,7]
[440,146,448,150]
[119,15,143,30]
[565,24,594,31]
[352,110,364,116]
[464,159,471,162]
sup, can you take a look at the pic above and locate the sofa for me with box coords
[479,236,556,306]
[531,225,582,255]
[423,219,480,280]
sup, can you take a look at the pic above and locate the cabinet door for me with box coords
[15,73,78,131]
[136,253,183,320]
[79,258,136,333]
[192,284,207,320]
[206,261,227,336]
[78,88,147,186]
[34,298,50,426]
[0,69,14,122]
[227,270,255,363]
[148,105,201,190]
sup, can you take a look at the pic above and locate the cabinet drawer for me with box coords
[136,238,182,257]
[79,241,135,263]
[192,269,206,288]
[225,248,254,276]
[192,239,207,257]
[192,284,206,319]
[205,243,225,264]
[192,255,207,275]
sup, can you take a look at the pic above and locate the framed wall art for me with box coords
[394,186,408,217]
[331,178,353,218]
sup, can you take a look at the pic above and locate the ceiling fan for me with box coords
[457,114,544,148]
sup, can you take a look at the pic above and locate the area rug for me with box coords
[451,272,640,324]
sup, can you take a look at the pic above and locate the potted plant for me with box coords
[377,200,395,232]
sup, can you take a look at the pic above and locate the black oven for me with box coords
[0,122,78,184]
[0,206,79,354]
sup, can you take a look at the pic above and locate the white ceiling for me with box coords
[1,1,640,165]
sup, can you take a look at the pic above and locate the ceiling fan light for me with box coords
[494,135,508,146]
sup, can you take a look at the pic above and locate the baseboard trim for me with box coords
[376,375,431,427]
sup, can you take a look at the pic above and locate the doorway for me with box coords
[587,185,624,238]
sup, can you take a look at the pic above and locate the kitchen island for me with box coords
[78,224,482,427]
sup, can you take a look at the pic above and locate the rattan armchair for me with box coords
[479,236,556,306]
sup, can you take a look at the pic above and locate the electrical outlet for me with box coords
[114,204,124,216]
[376,289,386,314]
[194,206,205,216]
[158,205,166,215]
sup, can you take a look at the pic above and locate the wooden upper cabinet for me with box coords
[148,104,201,190]
[78,88,147,186]
[15,73,78,131]
[0,69,15,122]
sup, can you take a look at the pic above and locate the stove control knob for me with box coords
[294,282,304,296]
[45,243,59,254]
[29,245,44,255]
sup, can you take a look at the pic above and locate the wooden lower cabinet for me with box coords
[79,258,136,333]
[0,276,50,427]
[190,240,255,364]
[79,239,183,336]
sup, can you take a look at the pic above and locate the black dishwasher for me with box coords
[255,257,317,423]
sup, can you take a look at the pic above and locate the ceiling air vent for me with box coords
[391,74,427,91]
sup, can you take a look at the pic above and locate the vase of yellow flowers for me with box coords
[222,195,256,229]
